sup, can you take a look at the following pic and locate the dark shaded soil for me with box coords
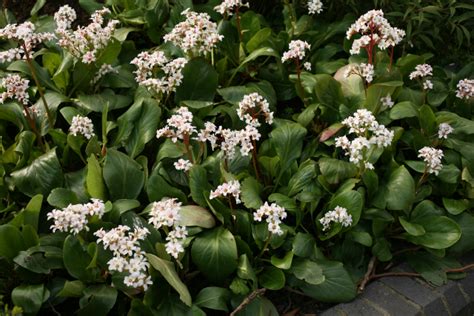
[3,0,91,24]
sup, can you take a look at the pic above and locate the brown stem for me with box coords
[389,46,394,71]
[22,44,54,128]
[183,133,194,163]
[230,288,266,316]
[235,6,243,43]
[22,104,46,151]
[358,256,377,293]
[251,139,261,181]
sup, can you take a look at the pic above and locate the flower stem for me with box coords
[258,233,272,257]
[22,44,54,128]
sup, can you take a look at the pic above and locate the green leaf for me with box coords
[319,158,357,184]
[115,98,161,158]
[450,213,474,255]
[313,74,345,112]
[405,216,461,249]
[175,58,218,104]
[0,224,25,260]
[30,0,46,15]
[78,285,117,316]
[386,166,415,212]
[12,284,48,314]
[235,297,278,316]
[270,251,293,270]
[299,260,357,303]
[63,235,99,282]
[191,227,238,283]
[47,188,79,209]
[419,104,437,135]
[179,205,216,228]
[329,190,363,226]
[230,47,279,84]
[390,101,419,120]
[11,149,64,197]
[258,266,285,290]
[86,155,106,200]
[287,161,317,196]
[146,254,192,306]
[58,280,86,298]
[290,259,325,285]
[194,287,230,312]
[292,233,322,259]
[442,198,468,215]
[24,194,43,230]
[241,176,263,209]
[270,122,307,174]
[365,81,403,112]
[189,165,211,207]
[399,216,426,236]
[146,170,187,203]
[76,90,132,112]
[103,149,144,200]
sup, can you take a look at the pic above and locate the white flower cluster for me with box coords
[380,94,394,108]
[438,123,453,139]
[210,180,241,203]
[214,0,249,16]
[253,202,287,235]
[131,51,187,95]
[237,92,274,126]
[308,0,323,15]
[409,64,434,90]
[320,206,353,231]
[95,225,153,290]
[174,158,193,172]
[47,199,105,234]
[91,64,118,85]
[148,198,188,259]
[335,109,394,169]
[69,115,95,139]
[0,21,55,63]
[156,107,195,143]
[163,9,223,55]
[456,79,474,100]
[345,63,375,83]
[418,146,444,175]
[55,6,119,64]
[0,74,29,105]
[281,40,311,64]
[346,10,405,55]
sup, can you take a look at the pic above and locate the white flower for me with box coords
[320,206,353,231]
[438,123,453,139]
[210,180,241,204]
[174,159,193,172]
[346,10,405,55]
[380,94,394,108]
[345,63,375,83]
[55,6,119,64]
[148,198,182,229]
[304,62,312,71]
[91,64,118,85]
[163,9,223,55]
[131,51,188,95]
[0,74,29,105]
[95,226,152,290]
[409,64,433,80]
[282,40,311,63]
[336,109,393,169]
[214,0,249,16]
[156,107,196,143]
[165,226,188,259]
[0,21,55,62]
[69,115,95,139]
[423,79,433,90]
[195,122,218,149]
[308,0,323,15]
[47,199,105,234]
[455,79,474,100]
[418,146,444,175]
[237,93,273,126]
[253,202,287,236]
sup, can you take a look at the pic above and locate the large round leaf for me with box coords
[103,149,145,200]
[174,58,218,103]
[386,165,415,212]
[405,216,461,249]
[191,227,238,283]
[0,224,26,260]
[11,148,64,197]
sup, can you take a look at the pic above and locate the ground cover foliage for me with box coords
[0,0,473,314]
